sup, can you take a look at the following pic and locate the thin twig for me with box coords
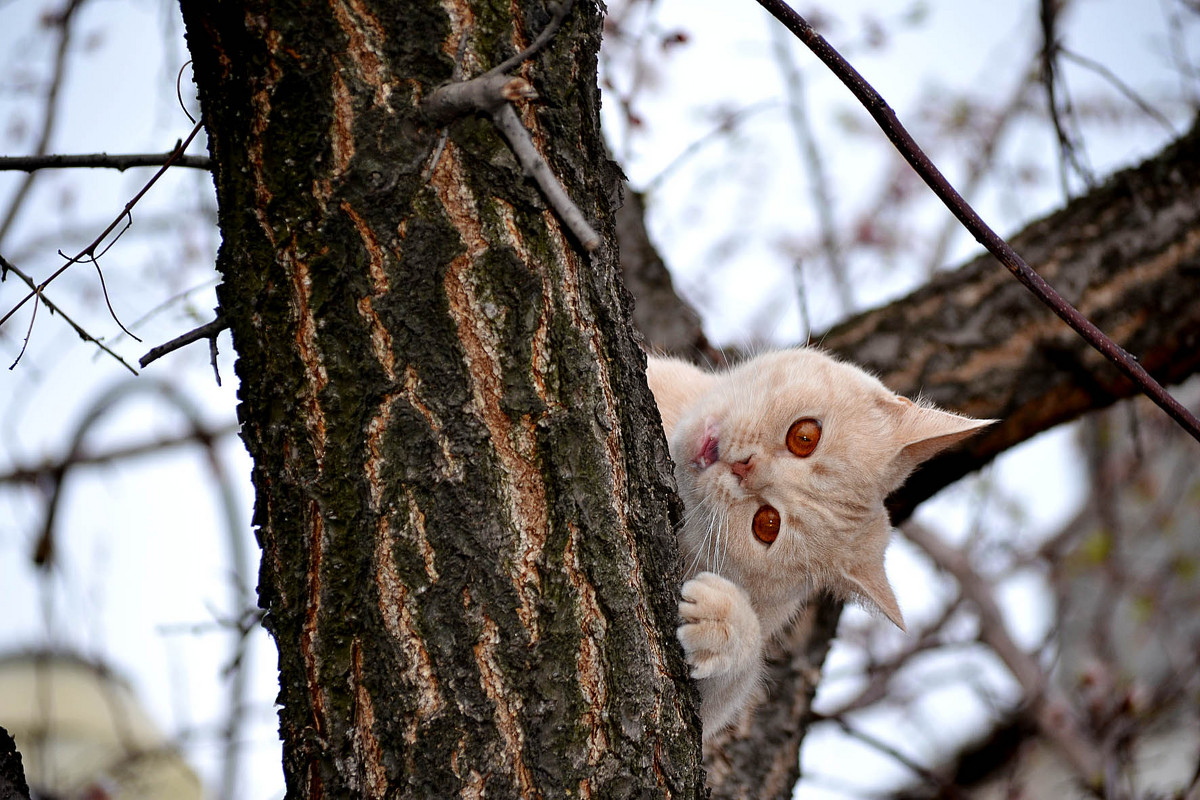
[813,713,964,795]
[902,521,1107,788]
[0,120,207,367]
[0,254,138,374]
[0,153,212,172]
[753,0,1200,444]
[490,103,601,250]
[1057,47,1178,135]
[139,311,228,376]
[1039,0,1095,193]
[421,0,599,251]
[483,0,577,79]
[0,0,85,246]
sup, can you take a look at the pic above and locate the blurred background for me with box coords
[1,0,1197,797]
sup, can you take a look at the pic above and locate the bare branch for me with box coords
[0,120,206,366]
[0,254,138,374]
[753,0,1200,443]
[139,315,227,368]
[1056,48,1177,136]
[421,0,601,252]
[1039,0,1095,193]
[0,424,239,485]
[0,153,213,172]
[489,102,601,251]
[902,521,1107,788]
[139,313,228,384]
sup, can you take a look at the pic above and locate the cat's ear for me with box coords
[841,559,905,631]
[884,396,995,491]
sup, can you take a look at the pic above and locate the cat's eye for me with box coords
[752,505,780,545]
[786,417,822,457]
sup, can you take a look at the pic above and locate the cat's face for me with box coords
[669,349,991,630]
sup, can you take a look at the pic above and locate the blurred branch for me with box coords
[922,68,1040,275]
[615,187,720,363]
[770,23,852,318]
[1056,48,1177,135]
[0,423,239,486]
[0,153,213,172]
[0,0,86,246]
[819,713,968,797]
[753,0,1200,443]
[1039,0,1095,193]
[24,379,251,799]
[902,521,1106,787]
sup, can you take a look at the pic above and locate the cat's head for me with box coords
[669,348,993,630]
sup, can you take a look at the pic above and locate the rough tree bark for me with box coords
[178,1,704,797]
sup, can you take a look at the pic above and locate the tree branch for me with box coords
[0,152,213,172]
[421,0,601,252]
[0,423,239,486]
[753,0,1200,443]
[139,313,228,384]
[902,521,1106,787]
[0,119,206,367]
[0,253,138,374]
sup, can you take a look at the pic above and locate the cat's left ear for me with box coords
[842,558,905,631]
[883,396,995,492]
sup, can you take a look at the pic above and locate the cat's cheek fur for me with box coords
[678,572,765,737]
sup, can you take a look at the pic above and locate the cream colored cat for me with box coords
[646,349,992,738]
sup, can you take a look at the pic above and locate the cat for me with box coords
[646,348,993,739]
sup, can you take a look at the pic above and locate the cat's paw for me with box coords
[677,572,762,680]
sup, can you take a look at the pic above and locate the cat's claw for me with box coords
[678,572,762,680]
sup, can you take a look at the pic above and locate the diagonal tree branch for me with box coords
[753,0,1200,443]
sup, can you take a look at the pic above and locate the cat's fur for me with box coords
[646,349,993,738]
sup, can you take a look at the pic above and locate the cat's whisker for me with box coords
[716,507,730,577]
[700,518,713,574]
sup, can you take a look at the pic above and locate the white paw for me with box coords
[677,572,762,680]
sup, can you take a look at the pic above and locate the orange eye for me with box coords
[752,505,781,545]
[786,417,822,457]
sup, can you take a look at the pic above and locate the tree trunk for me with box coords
[178,1,704,796]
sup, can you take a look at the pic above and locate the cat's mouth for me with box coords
[693,422,720,470]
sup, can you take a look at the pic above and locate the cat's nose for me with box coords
[730,455,754,481]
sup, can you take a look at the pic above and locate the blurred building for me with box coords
[0,652,203,800]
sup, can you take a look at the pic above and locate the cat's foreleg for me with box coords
[677,571,764,737]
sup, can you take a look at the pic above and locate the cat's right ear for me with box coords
[883,397,996,492]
